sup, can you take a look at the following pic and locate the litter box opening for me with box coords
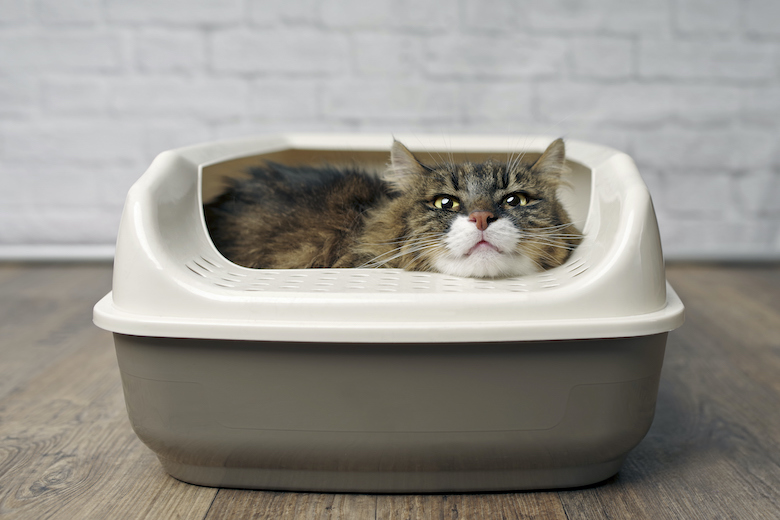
[199,142,593,272]
[99,134,677,344]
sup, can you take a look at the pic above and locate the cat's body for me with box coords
[205,139,582,279]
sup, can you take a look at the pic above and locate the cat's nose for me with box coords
[469,211,495,231]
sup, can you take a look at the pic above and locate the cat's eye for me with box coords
[433,195,461,211]
[504,192,530,207]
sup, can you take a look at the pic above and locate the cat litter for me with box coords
[93,133,684,492]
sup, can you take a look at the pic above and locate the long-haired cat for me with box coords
[204,139,582,278]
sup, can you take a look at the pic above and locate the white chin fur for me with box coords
[433,216,540,278]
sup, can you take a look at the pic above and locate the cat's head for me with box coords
[381,139,582,278]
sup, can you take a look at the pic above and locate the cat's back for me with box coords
[204,162,392,269]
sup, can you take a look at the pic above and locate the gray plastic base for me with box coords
[159,457,626,493]
[113,333,667,492]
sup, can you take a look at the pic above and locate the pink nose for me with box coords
[469,211,495,231]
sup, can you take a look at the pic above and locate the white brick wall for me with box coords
[0,0,778,260]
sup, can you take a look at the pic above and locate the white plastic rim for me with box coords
[93,133,685,344]
[94,283,684,343]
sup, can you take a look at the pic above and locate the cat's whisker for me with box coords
[533,221,584,229]
[445,135,456,170]
[518,226,579,235]
[522,245,563,265]
[412,135,454,170]
[361,233,445,247]
[521,233,583,241]
[509,134,536,172]
[358,236,447,268]
[522,241,580,257]
[518,222,585,238]
[360,235,447,252]
[520,235,582,248]
[360,242,445,269]
[527,243,580,253]
[519,231,583,239]
[505,135,519,167]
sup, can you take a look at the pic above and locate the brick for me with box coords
[42,78,106,113]
[135,29,205,73]
[637,169,666,207]
[459,120,539,135]
[669,85,741,124]
[629,128,778,170]
[537,83,672,125]
[664,170,733,217]
[320,0,456,31]
[396,1,460,29]
[383,121,491,139]
[248,80,319,119]
[353,33,421,77]
[36,0,100,25]
[105,0,243,26]
[0,208,29,244]
[639,40,776,81]
[743,87,780,126]
[211,30,350,75]
[248,0,319,26]
[1,120,145,165]
[569,37,633,79]
[564,130,632,156]
[109,78,247,120]
[0,0,30,23]
[658,216,777,258]
[95,166,150,207]
[526,0,603,32]
[384,120,478,137]
[0,161,102,206]
[321,0,390,28]
[462,82,534,122]
[774,225,780,252]
[745,0,780,37]
[424,35,567,79]
[143,119,212,164]
[246,0,276,27]
[461,0,525,32]
[0,31,122,72]
[213,120,359,142]
[736,170,780,216]
[321,81,459,121]
[528,0,672,36]
[0,205,122,244]
[0,77,36,116]
[436,127,632,160]
[674,0,739,35]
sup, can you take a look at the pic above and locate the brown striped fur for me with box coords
[204,139,581,278]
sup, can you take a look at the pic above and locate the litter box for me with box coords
[93,133,685,493]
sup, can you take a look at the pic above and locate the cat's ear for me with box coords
[530,138,569,180]
[386,140,427,190]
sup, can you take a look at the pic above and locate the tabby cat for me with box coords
[204,139,581,279]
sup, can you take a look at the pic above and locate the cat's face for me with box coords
[383,140,581,278]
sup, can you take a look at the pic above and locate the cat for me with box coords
[204,138,582,279]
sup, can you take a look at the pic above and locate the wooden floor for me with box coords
[1,263,778,519]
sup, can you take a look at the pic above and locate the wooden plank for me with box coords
[375,493,567,520]
[204,491,569,520]
[0,264,217,519]
[0,262,23,286]
[205,490,377,520]
[0,263,114,399]
[2,263,779,520]
[667,264,780,393]
[557,264,780,520]
[0,336,218,519]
